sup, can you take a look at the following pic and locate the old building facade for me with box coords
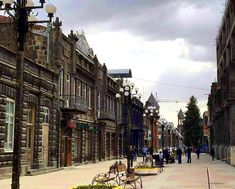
[208,0,235,165]
[0,16,126,176]
[0,16,59,175]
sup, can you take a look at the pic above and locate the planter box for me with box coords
[135,168,160,175]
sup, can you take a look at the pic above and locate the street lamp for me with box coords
[166,123,173,147]
[116,80,141,174]
[159,118,167,149]
[0,1,56,189]
[143,105,159,167]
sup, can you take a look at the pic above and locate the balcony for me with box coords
[60,95,88,113]
[97,110,116,121]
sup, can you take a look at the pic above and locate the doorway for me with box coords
[42,124,49,167]
[25,104,35,168]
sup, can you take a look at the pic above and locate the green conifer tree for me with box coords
[183,96,202,147]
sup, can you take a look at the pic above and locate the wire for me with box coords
[132,77,209,91]
[45,2,209,93]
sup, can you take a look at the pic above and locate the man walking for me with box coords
[142,145,148,163]
[159,151,164,167]
[176,147,182,164]
[196,147,201,159]
[210,147,215,161]
[129,146,135,167]
[186,146,192,163]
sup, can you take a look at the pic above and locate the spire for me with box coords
[146,93,159,108]
[178,109,184,119]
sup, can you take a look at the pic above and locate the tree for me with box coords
[182,96,202,147]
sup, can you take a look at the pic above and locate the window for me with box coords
[97,91,101,117]
[76,80,82,96]
[42,107,49,124]
[82,83,86,98]
[87,86,91,109]
[67,73,70,95]
[59,70,64,96]
[4,99,15,152]
[106,96,109,110]
[111,99,115,110]
[26,104,35,149]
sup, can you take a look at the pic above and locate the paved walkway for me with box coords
[0,153,235,189]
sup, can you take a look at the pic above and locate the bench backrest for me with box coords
[109,165,117,174]
[117,163,126,173]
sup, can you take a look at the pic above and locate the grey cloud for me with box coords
[51,0,224,62]
[154,65,216,101]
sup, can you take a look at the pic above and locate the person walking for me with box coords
[133,146,137,161]
[210,147,215,161]
[129,146,135,167]
[196,147,201,159]
[186,146,192,163]
[159,151,164,167]
[163,148,170,164]
[176,147,182,164]
[142,145,148,163]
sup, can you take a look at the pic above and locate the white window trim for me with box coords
[67,73,70,95]
[4,98,15,153]
[42,107,49,124]
[87,86,92,109]
[59,70,64,96]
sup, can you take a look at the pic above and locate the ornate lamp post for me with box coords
[166,123,173,147]
[159,118,167,149]
[0,1,56,189]
[116,80,141,174]
[143,105,159,167]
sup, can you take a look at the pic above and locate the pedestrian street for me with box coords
[1,153,235,189]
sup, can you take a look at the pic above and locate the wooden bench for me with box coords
[116,163,143,189]
[91,164,118,186]
[92,161,143,188]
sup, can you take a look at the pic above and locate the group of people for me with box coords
[142,146,175,167]
[175,146,192,163]
[175,146,216,164]
[129,145,216,168]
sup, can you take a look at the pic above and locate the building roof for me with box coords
[178,109,185,119]
[146,93,159,108]
[76,30,94,58]
[108,69,132,78]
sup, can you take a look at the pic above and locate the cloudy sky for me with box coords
[48,0,225,126]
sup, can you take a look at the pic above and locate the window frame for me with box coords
[87,85,92,109]
[4,98,15,153]
[59,70,64,96]
[42,107,50,124]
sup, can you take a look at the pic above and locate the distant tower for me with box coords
[177,109,184,132]
[145,93,160,150]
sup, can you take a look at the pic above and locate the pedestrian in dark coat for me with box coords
[176,147,182,164]
[164,148,170,164]
[210,147,215,161]
[129,146,135,167]
[186,146,192,163]
[133,146,137,161]
[196,147,201,159]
